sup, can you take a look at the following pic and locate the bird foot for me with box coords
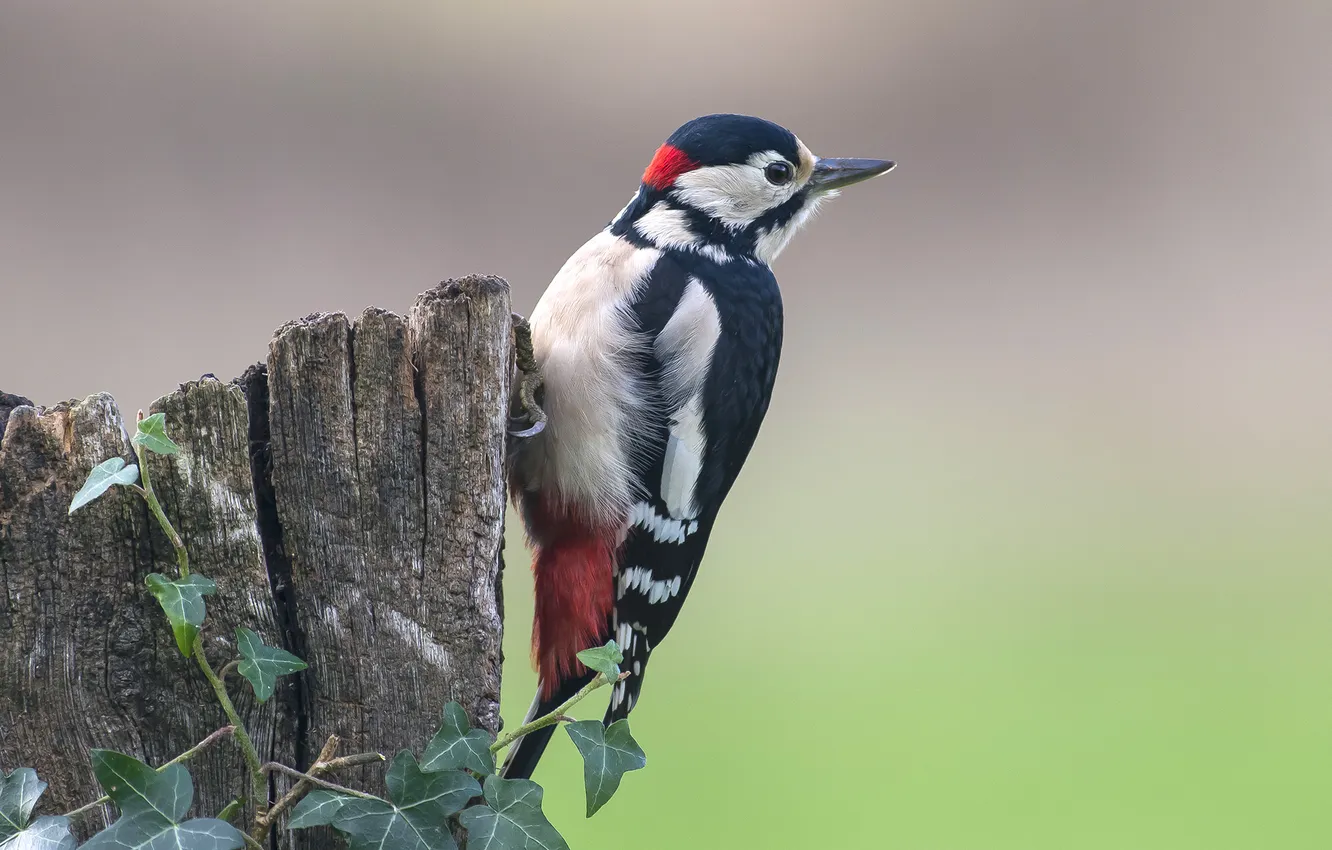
[509,314,547,439]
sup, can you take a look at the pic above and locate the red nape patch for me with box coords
[526,499,618,699]
[642,144,698,190]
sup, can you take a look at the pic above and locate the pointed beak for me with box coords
[808,158,896,193]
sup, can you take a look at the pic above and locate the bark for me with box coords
[0,277,512,847]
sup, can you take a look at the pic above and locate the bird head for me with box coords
[611,113,894,265]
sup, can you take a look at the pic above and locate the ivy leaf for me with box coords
[214,800,242,825]
[458,776,568,850]
[81,818,242,850]
[286,790,348,829]
[565,719,646,817]
[421,702,495,776]
[0,767,46,839]
[145,574,216,656]
[235,627,307,703]
[68,457,139,514]
[324,751,479,850]
[81,750,243,850]
[88,750,189,821]
[1,816,76,850]
[576,640,622,683]
[0,770,73,849]
[131,413,180,456]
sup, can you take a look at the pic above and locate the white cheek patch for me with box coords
[672,150,798,230]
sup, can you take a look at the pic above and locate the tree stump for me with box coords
[0,277,513,848]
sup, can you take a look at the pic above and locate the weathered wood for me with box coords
[266,278,510,794]
[0,393,33,442]
[409,276,509,733]
[0,277,513,848]
[0,381,281,838]
[143,379,293,824]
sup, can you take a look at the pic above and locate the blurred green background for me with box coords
[499,404,1332,848]
[3,1,1330,847]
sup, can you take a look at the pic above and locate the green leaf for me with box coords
[214,800,242,825]
[576,640,622,682]
[458,776,568,850]
[1,769,74,850]
[235,627,307,703]
[145,574,216,656]
[81,750,243,850]
[132,413,180,456]
[0,767,46,839]
[421,702,495,776]
[286,790,349,829]
[322,751,479,850]
[88,750,190,822]
[81,818,243,850]
[68,457,139,514]
[1,815,76,850]
[565,719,646,817]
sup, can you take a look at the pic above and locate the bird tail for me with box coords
[499,672,596,780]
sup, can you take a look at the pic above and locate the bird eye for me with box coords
[764,161,794,185]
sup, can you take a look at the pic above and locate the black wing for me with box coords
[607,251,784,720]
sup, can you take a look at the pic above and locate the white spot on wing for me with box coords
[617,563,683,604]
[629,501,697,544]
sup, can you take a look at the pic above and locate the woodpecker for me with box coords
[502,113,893,779]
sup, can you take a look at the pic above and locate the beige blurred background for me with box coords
[3,2,1331,848]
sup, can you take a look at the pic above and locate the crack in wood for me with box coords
[0,278,513,849]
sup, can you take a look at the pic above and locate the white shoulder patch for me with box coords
[653,279,722,520]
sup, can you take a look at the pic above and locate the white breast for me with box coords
[514,230,661,527]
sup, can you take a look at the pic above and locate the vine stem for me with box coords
[261,763,383,801]
[194,633,268,819]
[132,415,189,578]
[219,659,240,682]
[490,670,628,755]
[251,735,385,843]
[62,726,235,819]
[129,412,267,818]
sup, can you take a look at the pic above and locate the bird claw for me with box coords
[509,313,547,440]
[508,418,545,438]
